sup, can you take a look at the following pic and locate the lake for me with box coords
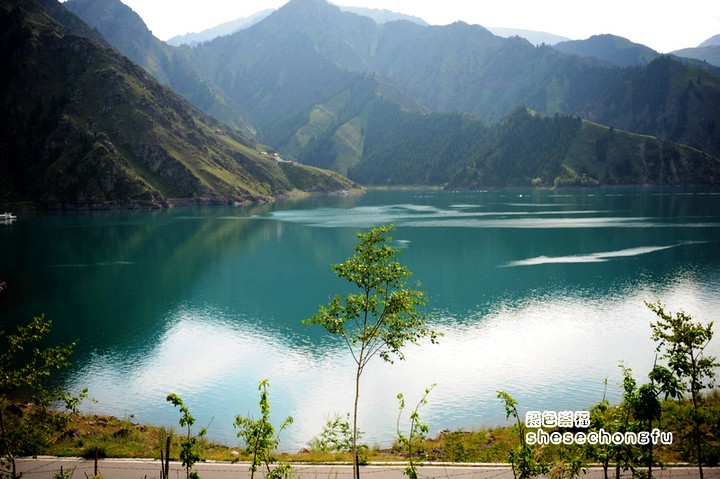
[2,187,720,450]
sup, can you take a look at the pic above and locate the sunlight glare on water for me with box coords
[68,269,720,449]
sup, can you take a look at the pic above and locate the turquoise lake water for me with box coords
[2,187,720,450]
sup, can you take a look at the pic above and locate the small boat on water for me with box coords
[0,212,17,222]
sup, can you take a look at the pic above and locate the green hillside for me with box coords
[672,46,720,67]
[552,34,659,67]
[0,0,355,208]
[348,100,488,185]
[64,0,255,136]
[447,108,720,188]
[581,56,720,158]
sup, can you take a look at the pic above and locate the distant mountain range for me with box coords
[164,3,720,76]
[167,9,274,47]
[339,6,428,26]
[551,33,720,69]
[163,5,720,67]
[699,35,720,48]
[172,0,720,174]
[0,0,355,209]
[487,27,570,46]
[552,34,660,67]
[3,0,720,209]
[671,35,720,68]
[166,5,428,47]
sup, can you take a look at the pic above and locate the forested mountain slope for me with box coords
[0,0,355,208]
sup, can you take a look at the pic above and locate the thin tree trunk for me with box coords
[0,407,17,479]
[352,295,371,479]
[164,435,171,479]
[691,356,704,479]
[187,423,195,479]
[693,393,703,479]
[250,436,259,479]
[647,418,653,479]
[353,358,362,479]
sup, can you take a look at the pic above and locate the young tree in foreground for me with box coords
[234,380,294,479]
[304,224,439,479]
[647,300,718,479]
[0,305,84,479]
[497,391,548,479]
[307,412,359,453]
[587,382,614,479]
[166,394,206,479]
[396,384,436,479]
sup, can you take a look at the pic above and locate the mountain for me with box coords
[0,0,355,208]
[699,34,720,48]
[167,9,273,47]
[670,35,720,68]
[185,0,631,127]
[487,27,570,46]
[579,56,720,159]
[672,46,720,68]
[186,1,611,127]
[447,108,720,189]
[185,0,378,138]
[166,6,426,48]
[64,0,255,135]
[346,101,487,185]
[339,6,428,26]
[65,0,720,187]
[179,0,720,176]
[552,34,659,67]
[349,21,627,122]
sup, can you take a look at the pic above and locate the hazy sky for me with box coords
[118,0,719,53]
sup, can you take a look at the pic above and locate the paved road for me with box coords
[15,457,720,479]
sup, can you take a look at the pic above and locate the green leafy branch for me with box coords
[396,384,436,479]
[166,394,206,479]
[234,380,294,479]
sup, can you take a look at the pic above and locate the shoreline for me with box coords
[5,183,718,212]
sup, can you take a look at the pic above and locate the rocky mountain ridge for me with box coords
[0,0,356,209]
